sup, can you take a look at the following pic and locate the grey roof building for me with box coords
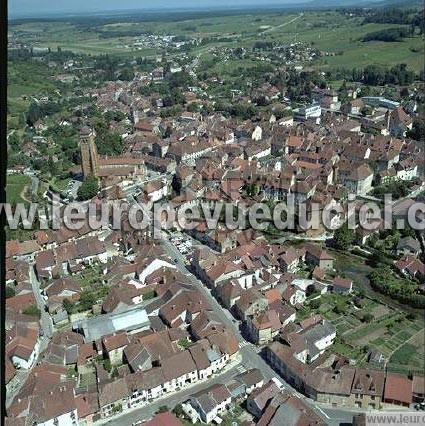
[72,305,151,342]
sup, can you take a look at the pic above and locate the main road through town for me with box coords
[105,194,357,425]
[100,235,354,422]
[159,235,356,426]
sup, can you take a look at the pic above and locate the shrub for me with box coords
[22,304,41,318]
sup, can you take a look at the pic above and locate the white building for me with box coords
[293,103,321,121]
[190,384,232,424]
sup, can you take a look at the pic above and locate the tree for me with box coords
[333,305,343,314]
[187,102,200,112]
[363,27,410,43]
[173,404,184,417]
[98,132,123,155]
[77,175,99,200]
[112,403,122,414]
[43,156,58,176]
[157,406,169,414]
[361,105,373,116]
[111,367,119,378]
[369,250,391,267]
[118,67,134,81]
[8,133,20,151]
[333,223,355,250]
[400,87,409,98]
[310,299,321,309]
[104,359,112,371]
[78,290,98,311]
[5,286,16,299]
[407,120,425,141]
[353,296,365,308]
[62,298,74,315]
[362,313,374,323]
[368,265,425,309]
[26,102,43,126]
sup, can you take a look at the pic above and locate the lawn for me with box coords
[49,177,71,195]
[79,371,97,387]
[6,174,31,204]
[332,340,364,362]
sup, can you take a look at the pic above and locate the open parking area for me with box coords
[169,231,197,263]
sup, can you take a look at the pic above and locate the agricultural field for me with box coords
[384,322,425,373]
[9,10,424,72]
[305,290,425,376]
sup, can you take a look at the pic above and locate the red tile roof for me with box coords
[384,374,412,405]
[146,412,182,426]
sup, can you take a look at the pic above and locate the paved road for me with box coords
[28,175,39,198]
[259,13,304,35]
[159,235,353,426]
[29,263,54,340]
[98,356,246,425]
[6,262,54,408]
[117,194,355,425]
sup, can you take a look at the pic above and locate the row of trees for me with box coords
[369,265,425,309]
[363,8,425,35]
[372,180,414,200]
[326,63,418,86]
[362,27,413,43]
[26,100,62,127]
[361,63,416,86]
[363,8,415,25]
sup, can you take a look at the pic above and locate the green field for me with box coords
[8,59,57,98]
[6,174,31,204]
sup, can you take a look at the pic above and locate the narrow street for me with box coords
[29,262,54,339]
[6,262,54,408]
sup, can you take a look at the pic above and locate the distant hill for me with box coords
[9,0,422,21]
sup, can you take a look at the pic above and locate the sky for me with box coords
[9,0,312,18]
